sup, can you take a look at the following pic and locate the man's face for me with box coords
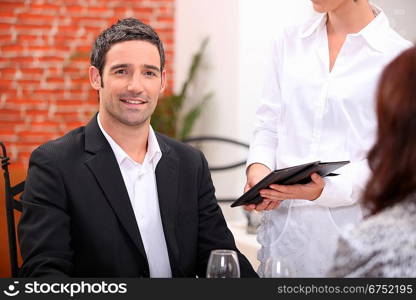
[89,40,166,128]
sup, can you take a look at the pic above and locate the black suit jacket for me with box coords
[18,116,257,277]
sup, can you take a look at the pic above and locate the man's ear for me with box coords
[89,66,102,90]
[160,69,167,93]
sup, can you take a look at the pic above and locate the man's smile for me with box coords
[119,97,149,105]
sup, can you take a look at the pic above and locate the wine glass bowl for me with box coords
[263,256,295,278]
[206,249,240,278]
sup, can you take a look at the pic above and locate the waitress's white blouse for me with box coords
[247,5,412,277]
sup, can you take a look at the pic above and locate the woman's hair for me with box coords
[363,46,416,214]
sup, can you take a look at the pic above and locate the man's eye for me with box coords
[115,69,127,74]
[144,71,156,77]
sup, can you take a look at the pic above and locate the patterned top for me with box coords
[329,195,416,277]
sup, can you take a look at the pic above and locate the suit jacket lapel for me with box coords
[83,116,148,262]
[155,134,182,276]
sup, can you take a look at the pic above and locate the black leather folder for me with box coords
[230,160,349,207]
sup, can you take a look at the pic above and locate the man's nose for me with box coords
[127,73,144,93]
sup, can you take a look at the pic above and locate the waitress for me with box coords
[244,0,412,277]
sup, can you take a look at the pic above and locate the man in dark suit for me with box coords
[18,18,258,278]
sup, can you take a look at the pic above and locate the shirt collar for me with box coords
[356,4,389,53]
[299,3,389,53]
[298,13,327,39]
[97,113,162,170]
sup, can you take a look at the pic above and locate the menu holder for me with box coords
[230,160,349,207]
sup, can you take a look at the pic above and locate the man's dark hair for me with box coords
[90,18,165,80]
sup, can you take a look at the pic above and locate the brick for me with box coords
[87,7,109,14]
[24,111,48,118]
[17,13,55,20]
[21,8,60,17]
[0,79,14,88]
[18,134,54,144]
[71,78,89,84]
[20,155,31,167]
[114,7,127,15]
[0,34,12,42]
[27,45,59,52]
[17,34,38,42]
[29,3,60,11]
[17,14,56,25]
[37,56,63,62]
[14,145,38,156]
[13,56,35,63]
[133,7,154,14]
[68,56,89,63]
[1,45,22,51]
[20,68,43,74]
[9,99,44,105]
[0,68,16,75]
[15,24,52,31]
[0,11,15,18]
[2,102,22,111]
[0,3,26,14]
[46,77,65,84]
[65,121,85,129]
[157,17,174,23]
[17,79,38,85]
[158,6,173,14]
[53,112,83,123]
[28,125,60,133]
[0,23,11,29]
[0,112,23,122]
[56,100,84,106]
[62,67,80,73]
[65,5,84,14]
[0,134,18,142]
[75,45,91,53]
[0,122,18,131]
[1,90,17,99]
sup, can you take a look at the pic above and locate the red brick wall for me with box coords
[0,0,175,168]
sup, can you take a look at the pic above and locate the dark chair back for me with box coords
[1,142,24,277]
[182,136,249,202]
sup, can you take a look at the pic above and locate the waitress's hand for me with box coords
[245,172,325,212]
[244,163,273,212]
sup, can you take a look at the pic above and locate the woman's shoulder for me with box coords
[353,196,416,239]
[330,197,416,277]
[374,15,413,56]
[280,14,324,39]
[381,28,413,55]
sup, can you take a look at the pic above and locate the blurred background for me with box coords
[0,0,415,276]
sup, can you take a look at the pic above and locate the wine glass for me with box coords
[206,249,240,278]
[263,256,295,278]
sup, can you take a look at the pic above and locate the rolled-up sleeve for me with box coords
[313,159,371,207]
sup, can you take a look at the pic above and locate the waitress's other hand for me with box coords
[244,163,273,212]
[262,172,325,202]
[245,172,325,212]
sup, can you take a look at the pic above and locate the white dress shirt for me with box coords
[97,115,172,277]
[247,5,412,277]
